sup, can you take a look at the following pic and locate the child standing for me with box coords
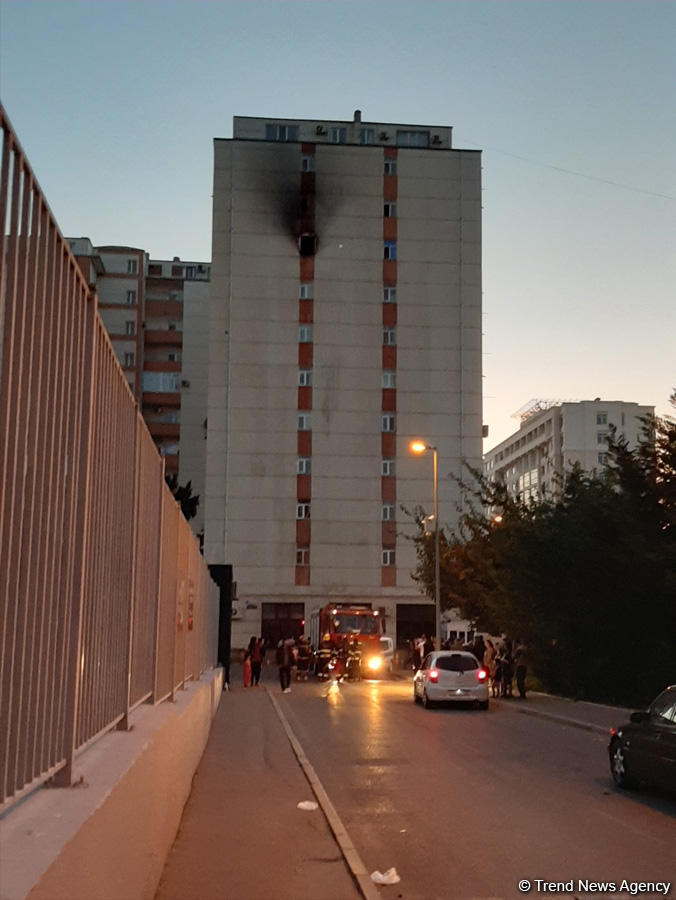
[242,650,252,687]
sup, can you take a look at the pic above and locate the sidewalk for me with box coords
[155,669,634,900]
[492,691,633,734]
[153,671,364,900]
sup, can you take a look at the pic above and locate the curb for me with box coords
[266,688,382,900]
[503,702,610,735]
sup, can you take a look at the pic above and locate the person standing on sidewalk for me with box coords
[276,638,293,693]
[249,636,262,686]
[514,639,528,698]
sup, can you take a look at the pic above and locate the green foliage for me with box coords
[165,474,200,521]
[408,398,676,707]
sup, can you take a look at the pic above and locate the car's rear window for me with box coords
[437,655,478,672]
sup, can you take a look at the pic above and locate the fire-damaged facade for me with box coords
[205,112,483,650]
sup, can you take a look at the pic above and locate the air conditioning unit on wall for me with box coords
[231,603,241,619]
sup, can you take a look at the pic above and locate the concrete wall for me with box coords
[1,669,223,900]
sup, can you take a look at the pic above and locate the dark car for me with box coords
[608,685,676,792]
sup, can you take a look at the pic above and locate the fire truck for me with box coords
[309,603,392,677]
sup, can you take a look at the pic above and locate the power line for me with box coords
[462,140,676,201]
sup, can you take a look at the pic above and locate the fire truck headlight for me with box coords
[367,656,382,671]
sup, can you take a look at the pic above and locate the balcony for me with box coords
[147,421,180,439]
[142,392,180,408]
[145,330,182,346]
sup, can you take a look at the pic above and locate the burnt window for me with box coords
[298,233,317,256]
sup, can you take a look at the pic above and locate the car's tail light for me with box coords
[427,669,439,682]
[476,668,488,681]
[610,728,616,737]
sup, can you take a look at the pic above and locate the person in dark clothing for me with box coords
[248,635,262,686]
[514,640,527,698]
[276,639,294,693]
[500,643,514,698]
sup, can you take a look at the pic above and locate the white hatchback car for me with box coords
[413,651,489,709]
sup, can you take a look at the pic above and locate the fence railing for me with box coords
[0,104,219,814]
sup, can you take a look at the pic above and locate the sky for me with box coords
[1,0,674,447]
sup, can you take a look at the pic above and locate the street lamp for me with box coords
[410,440,441,651]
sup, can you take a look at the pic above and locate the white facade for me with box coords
[484,399,654,501]
[206,112,483,647]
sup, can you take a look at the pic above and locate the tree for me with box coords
[165,474,200,521]
[407,395,676,706]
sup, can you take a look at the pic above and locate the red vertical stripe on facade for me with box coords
[299,300,313,323]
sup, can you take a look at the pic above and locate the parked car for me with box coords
[608,685,676,792]
[413,651,489,709]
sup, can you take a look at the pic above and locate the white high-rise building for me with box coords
[205,112,483,648]
[484,399,654,502]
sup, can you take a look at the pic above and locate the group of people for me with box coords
[243,635,315,693]
[407,632,528,699]
[481,637,528,699]
[241,636,266,688]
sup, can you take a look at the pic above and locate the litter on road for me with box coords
[371,868,401,885]
[297,800,319,811]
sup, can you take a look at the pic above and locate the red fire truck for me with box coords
[309,603,391,677]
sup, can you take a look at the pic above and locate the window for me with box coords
[296,547,310,566]
[299,283,313,299]
[384,202,396,218]
[296,503,311,520]
[168,353,177,362]
[298,369,312,386]
[329,126,347,143]
[437,655,478,672]
[384,241,396,260]
[597,432,608,445]
[127,259,138,274]
[382,504,395,521]
[123,352,135,367]
[384,160,397,175]
[184,266,195,279]
[596,412,607,425]
[382,549,395,566]
[598,452,608,465]
[125,321,135,336]
[360,128,374,145]
[265,123,299,142]
[297,413,311,431]
[301,155,314,172]
[298,325,313,343]
[297,457,311,475]
[383,287,397,303]
[382,458,395,477]
[383,327,396,346]
[381,414,396,432]
[126,290,136,305]
[396,130,430,148]
[382,370,396,388]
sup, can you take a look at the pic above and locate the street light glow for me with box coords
[410,440,427,454]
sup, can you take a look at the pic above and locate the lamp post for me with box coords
[410,441,441,651]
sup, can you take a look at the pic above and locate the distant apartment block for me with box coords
[484,399,654,502]
[69,238,210,532]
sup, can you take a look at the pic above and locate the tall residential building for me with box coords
[483,399,654,502]
[206,112,483,649]
[69,239,210,530]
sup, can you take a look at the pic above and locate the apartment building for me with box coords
[484,399,654,501]
[205,111,483,648]
[69,239,210,529]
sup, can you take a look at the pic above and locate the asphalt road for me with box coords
[277,676,676,900]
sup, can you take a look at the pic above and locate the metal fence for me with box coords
[0,104,219,814]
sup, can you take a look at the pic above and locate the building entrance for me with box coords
[261,602,305,651]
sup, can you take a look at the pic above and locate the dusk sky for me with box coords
[1,0,674,447]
